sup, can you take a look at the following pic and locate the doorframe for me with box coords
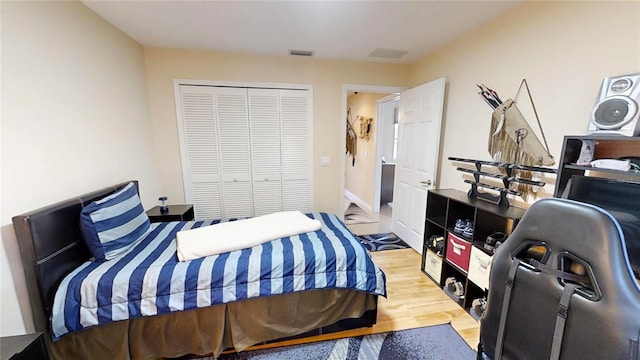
[372,94,400,213]
[340,85,406,218]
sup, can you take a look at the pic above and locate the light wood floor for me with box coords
[241,248,480,352]
[369,248,480,346]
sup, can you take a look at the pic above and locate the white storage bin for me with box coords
[468,246,492,290]
[423,249,443,283]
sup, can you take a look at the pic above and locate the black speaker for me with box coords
[587,73,640,136]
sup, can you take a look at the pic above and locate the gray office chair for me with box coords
[479,198,640,360]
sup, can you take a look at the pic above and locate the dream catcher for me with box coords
[346,108,357,166]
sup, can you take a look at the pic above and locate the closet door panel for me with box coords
[253,179,283,216]
[248,89,281,176]
[191,182,222,220]
[280,90,312,212]
[179,86,222,220]
[215,87,253,218]
[216,88,251,176]
[282,179,312,212]
[249,89,283,215]
[222,180,253,219]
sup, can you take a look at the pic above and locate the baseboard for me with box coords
[345,189,374,214]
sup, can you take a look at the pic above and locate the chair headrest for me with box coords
[495,198,639,294]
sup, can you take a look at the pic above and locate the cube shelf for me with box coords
[421,189,526,315]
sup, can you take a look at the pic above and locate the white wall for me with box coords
[410,1,640,197]
[0,1,158,335]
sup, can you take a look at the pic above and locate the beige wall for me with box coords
[345,92,390,209]
[144,48,409,215]
[0,1,158,335]
[2,0,639,338]
[410,1,640,197]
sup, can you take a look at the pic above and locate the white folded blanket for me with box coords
[176,211,322,262]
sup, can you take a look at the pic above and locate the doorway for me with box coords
[341,85,405,235]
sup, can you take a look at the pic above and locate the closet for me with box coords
[176,84,312,220]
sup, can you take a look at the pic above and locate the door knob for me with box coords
[420,180,433,186]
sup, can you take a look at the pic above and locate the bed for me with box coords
[12,181,386,359]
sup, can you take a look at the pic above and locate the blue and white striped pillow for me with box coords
[80,182,151,261]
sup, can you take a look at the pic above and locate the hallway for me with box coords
[344,202,393,236]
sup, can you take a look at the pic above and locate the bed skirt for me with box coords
[49,288,377,359]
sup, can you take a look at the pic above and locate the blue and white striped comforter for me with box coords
[52,212,386,339]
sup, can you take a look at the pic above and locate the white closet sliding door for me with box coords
[216,88,252,219]
[178,86,251,220]
[280,90,312,212]
[177,84,312,220]
[248,89,282,217]
[178,85,223,220]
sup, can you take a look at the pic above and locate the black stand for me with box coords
[465,180,520,207]
[449,157,556,207]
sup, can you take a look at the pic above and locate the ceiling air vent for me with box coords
[289,50,314,57]
[368,48,409,59]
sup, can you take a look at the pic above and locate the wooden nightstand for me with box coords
[146,204,194,223]
[1,332,49,360]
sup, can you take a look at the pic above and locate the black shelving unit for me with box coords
[554,135,640,197]
[421,189,526,315]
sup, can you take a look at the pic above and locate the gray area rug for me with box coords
[215,323,476,360]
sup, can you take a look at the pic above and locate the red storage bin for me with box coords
[446,232,472,273]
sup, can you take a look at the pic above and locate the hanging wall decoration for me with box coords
[478,80,555,199]
[346,108,357,166]
[358,116,373,141]
[486,81,554,167]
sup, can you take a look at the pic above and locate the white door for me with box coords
[248,88,283,216]
[280,90,313,212]
[177,84,313,220]
[178,85,252,220]
[391,78,446,253]
[178,85,224,220]
[247,88,312,215]
[216,88,253,219]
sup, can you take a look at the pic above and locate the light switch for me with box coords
[320,156,330,166]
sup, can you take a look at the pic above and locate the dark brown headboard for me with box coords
[11,181,138,333]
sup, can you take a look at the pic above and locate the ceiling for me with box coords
[83,1,523,64]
